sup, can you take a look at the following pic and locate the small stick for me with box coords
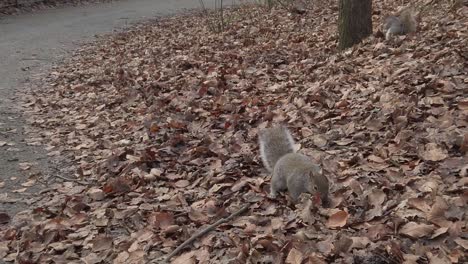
[39,188,53,195]
[52,174,90,186]
[164,204,250,262]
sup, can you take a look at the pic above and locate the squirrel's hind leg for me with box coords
[270,175,286,199]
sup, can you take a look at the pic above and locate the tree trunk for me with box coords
[338,0,372,50]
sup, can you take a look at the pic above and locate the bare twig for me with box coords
[220,0,224,32]
[275,0,290,10]
[199,0,228,33]
[199,0,215,32]
[198,0,208,15]
[52,174,91,186]
[39,188,54,195]
[163,204,250,262]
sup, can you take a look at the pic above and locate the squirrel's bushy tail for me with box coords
[258,126,295,172]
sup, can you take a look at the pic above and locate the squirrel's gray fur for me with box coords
[258,126,330,205]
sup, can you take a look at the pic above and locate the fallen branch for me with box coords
[163,203,250,262]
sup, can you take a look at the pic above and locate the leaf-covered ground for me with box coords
[1,0,467,263]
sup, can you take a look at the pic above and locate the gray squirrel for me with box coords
[383,7,418,40]
[258,126,330,206]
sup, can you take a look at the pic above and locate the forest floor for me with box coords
[0,0,216,259]
[0,0,467,263]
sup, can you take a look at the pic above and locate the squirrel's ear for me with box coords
[314,166,323,175]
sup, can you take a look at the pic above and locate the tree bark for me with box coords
[338,0,373,50]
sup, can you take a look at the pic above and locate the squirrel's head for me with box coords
[309,166,331,207]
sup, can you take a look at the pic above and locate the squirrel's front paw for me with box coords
[269,190,278,199]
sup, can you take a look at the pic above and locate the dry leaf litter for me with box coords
[1,0,467,263]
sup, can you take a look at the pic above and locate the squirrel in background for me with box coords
[258,126,330,207]
[382,7,418,40]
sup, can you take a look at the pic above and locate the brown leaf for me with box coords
[458,98,468,110]
[286,248,304,264]
[399,222,435,239]
[172,251,196,264]
[317,239,334,256]
[448,248,462,263]
[350,237,371,250]
[174,180,190,188]
[367,189,386,206]
[426,252,451,264]
[12,188,27,193]
[427,197,451,227]
[430,227,448,239]
[313,135,328,148]
[298,197,317,225]
[103,178,131,194]
[368,155,385,163]
[114,251,129,264]
[327,210,349,228]
[147,212,174,229]
[407,197,431,213]
[334,235,353,254]
[306,253,327,264]
[194,248,210,263]
[91,235,113,252]
[87,188,105,201]
[18,162,32,171]
[365,224,391,241]
[454,238,468,250]
[82,253,104,264]
[188,207,209,223]
[21,180,36,187]
[419,143,448,161]
[334,139,354,146]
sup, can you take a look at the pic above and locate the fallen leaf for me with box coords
[317,239,334,256]
[407,197,431,213]
[327,210,349,228]
[21,180,36,187]
[18,162,32,171]
[454,238,468,250]
[88,188,105,201]
[419,143,448,161]
[174,180,190,188]
[306,253,327,264]
[430,227,448,239]
[12,188,27,193]
[286,248,304,264]
[172,251,196,264]
[399,222,435,239]
[113,251,129,264]
[427,197,451,227]
[334,235,353,254]
[91,236,113,252]
[148,212,174,229]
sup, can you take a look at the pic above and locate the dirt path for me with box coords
[0,0,216,218]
